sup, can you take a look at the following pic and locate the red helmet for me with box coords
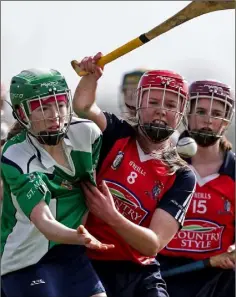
[187,80,235,147]
[137,70,188,97]
[136,70,189,143]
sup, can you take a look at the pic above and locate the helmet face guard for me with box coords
[136,70,189,143]
[17,91,73,146]
[10,68,73,146]
[187,80,235,147]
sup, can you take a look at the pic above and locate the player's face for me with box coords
[188,98,228,135]
[139,89,183,129]
[122,84,137,117]
[30,100,68,134]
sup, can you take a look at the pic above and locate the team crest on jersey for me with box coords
[152,181,164,199]
[111,151,124,170]
[145,180,164,200]
[28,173,36,183]
[218,198,232,215]
[224,200,231,212]
[61,179,73,190]
[105,180,148,224]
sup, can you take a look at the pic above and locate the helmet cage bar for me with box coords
[188,93,234,138]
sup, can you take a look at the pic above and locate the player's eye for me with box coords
[166,103,177,109]
[149,101,159,106]
[211,111,224,117]
[196,110,206,116]
[42,106,48,111]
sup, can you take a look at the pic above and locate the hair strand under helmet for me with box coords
[10,68,73,146]
[136,70,189,143]
[187,80,235,147]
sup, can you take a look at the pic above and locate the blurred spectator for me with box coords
[118,69,147,119]
[1,83,10,146]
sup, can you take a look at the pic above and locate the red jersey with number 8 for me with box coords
[86,113,196,264]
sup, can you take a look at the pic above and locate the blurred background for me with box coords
[1,1,235,148]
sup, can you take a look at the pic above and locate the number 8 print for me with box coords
[127,171,138,184]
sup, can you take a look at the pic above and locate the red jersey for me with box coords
[86,113,196,264]
[160,150,235,260]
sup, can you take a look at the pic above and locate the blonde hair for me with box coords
[219,135,233,151]
[152,146,188,174]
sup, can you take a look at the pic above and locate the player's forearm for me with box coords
[35,218,81,245]
[73,76,98,118]
[109,212,160,256]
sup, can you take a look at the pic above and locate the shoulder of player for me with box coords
[173,166,197,190]
[104,111,131,125]
[1,131,31,175]
[68,116,102,139]
[103,111,135,135]
[2,130,26,152]
[219,150,235,181]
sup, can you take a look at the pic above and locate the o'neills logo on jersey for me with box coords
[166,219,224,252]
[61,179,73,190]
[105,180,148,224]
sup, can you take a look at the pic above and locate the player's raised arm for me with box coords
[73,52,107,132]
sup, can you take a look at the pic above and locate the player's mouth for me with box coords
[47,125,60,131]
[152,120,167,126]
[197,127,215,134]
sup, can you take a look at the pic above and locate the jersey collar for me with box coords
[185,150,235,176]
[27,134,73,170]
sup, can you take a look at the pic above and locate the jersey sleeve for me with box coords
[99,112,135,166]
[1,157,51,219]
[87,120,103,171]
[158,168,196,227]
[92,133,102,170]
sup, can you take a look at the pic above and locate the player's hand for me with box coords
[77,225,115,250]
[210,250,235,270]
[81,180,120,225]
[77,52,103,81]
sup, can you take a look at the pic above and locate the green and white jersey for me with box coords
[1,117,102,275]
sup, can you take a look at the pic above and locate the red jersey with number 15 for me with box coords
[86,113,196,265]
[160,150,235,260]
